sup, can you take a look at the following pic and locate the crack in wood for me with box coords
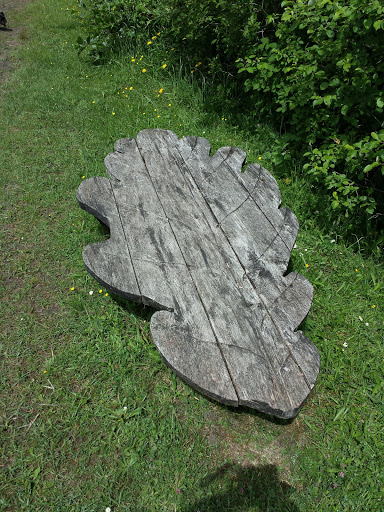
[215,178,262,228]
[223,160,294,254]
[110,182,143,301]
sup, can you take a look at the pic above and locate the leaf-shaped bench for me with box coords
[77,129,320,418]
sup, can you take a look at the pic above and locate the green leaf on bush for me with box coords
[363,162,380,173]
[377,98,384,109]
[331,200,339,209]
[341,105,349,115]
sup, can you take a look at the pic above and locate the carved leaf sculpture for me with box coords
[77,129,320,418]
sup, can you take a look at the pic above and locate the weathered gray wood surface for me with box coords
[77,129,320,418]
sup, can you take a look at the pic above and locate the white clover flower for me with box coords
[89,290,94,295]
[343,342,348,348]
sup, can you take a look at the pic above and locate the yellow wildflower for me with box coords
[162,64,167,69]
[142,68,147,73]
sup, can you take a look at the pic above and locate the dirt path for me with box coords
[0,0,32,92]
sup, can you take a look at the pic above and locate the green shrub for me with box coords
[76,0,281,71]
[75,0,168,62]
[238,0,384,221]
[153,1,278,72]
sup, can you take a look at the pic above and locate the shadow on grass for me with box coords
[112,292,156,322]
[181,463,299,512]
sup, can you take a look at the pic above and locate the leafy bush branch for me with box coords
[238,0,384,222]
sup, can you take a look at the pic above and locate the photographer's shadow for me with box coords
[182,462,300,512]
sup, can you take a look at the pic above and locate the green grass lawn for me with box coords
[0,1,383,511]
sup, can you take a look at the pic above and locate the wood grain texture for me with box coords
[77,129,320,418]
